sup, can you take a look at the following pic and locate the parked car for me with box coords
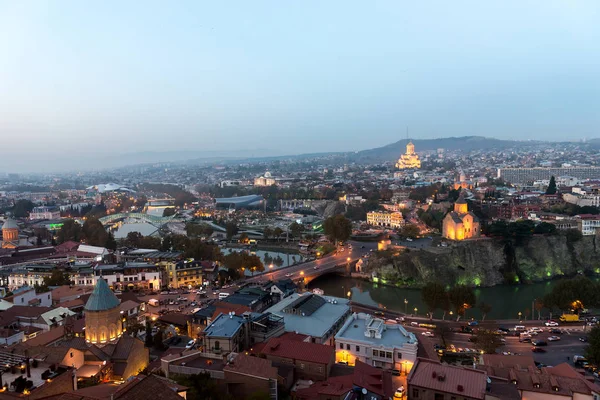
[186,339,196,349]
[394,386,405,398]
[550,328,562,334]
[468,321,479,326]
[532,340,547,346]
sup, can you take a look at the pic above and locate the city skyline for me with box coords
[1,1,600,172]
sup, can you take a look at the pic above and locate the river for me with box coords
[308,275,596,320]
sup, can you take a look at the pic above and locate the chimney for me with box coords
[72,369,78,391]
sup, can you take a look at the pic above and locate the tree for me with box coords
[473,329,504,354]
[400,224,420,239]
[273,227,284,242]
[163,207,176,217]
[153,329,166,350]
[435,322,453,348]
[144,318,153,347]
[263,226,272,240]
[289,222,304,238]
[585,326,600,365]
[238,233,249,244]
[125,231,143,247]
[534,299,544,320]
[11,200,34,218]
[534,222,557,235]
[543,276,600,313]
[41,269,72,288]
[421,282,448,320]
[478,302,492,322]
[323,214,353,244]
[104,232,117,251]
[56,219,82,244]
[448,285,476,320]
[546,176,557,195]
[225,222,238,241]
[81,217,108,246]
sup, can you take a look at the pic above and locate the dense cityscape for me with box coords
[0,137,600,399]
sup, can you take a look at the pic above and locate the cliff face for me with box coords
[369,235,600,287]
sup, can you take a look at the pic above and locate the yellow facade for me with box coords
[442,198,480,241]
[395,141,421,169]
[85,307,123,344]
[367,211,404,228]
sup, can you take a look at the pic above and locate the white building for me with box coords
[29,206,61,220]
[8,286,53,307]
[334,312,418,373]
[575,215,600,236]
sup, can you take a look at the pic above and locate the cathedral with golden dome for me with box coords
[395,141,421,169]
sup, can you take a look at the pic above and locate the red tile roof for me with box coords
[408,358,487,400]
[259,337,334,365]
[224,354,278,380]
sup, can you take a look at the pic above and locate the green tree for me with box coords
[421,282,448,320]
[125,231,143,247]
[289,222,304,238]
[163,207,176,217]
[543,276,600,313]
[585,326,600,365]
[56,219,82,243]
[546,175,557,195]
[478,302,492,322]
[473,329,504,354]
[323,214,352,244]
[139,236,162,249]
[273,227,284,241]
[534,222,557,235]
[104,232,117,250]
[448,285,476,319]
[144,318,153,347]
[153,329,166,350]
[11,199,34,218]
[400,224,420,239]
[263,226,272,240]
[81,217,108,246]
[435,322,453,348]
[225,222,239,241]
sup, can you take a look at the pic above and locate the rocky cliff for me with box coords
[368,235,600,287]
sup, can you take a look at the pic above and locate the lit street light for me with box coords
[414,307,418,316]
[404,298,408,314]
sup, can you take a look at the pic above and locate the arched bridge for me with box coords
[99,213,181,227]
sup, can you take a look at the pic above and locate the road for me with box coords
[245,240,379,284]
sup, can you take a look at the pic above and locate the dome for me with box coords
[264,171,272,178]
[1,218,18,230]
[85,278,120,311]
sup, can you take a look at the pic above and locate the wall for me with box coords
[224,371,273,399]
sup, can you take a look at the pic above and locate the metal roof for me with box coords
[84,278,120,311]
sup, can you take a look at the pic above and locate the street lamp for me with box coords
[414,307,418,316]
[404,298,408,314]
[518,311,522,322]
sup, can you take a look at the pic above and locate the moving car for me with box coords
[421,331,434,337]
[579,336,588,342]
[468,321,479,326]
[532,340,547,346]
[548,336,561,342]
[531,347,546,353]
[545,320,559,327]
[186,339,196,349]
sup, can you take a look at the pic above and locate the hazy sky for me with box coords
[1,1,600,171]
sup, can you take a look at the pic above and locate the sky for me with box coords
[1,1,600,172]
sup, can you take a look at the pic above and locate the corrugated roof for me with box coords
[408,358,487,400]
[84,278,120,311]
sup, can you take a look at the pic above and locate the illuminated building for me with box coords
[254,171,276,187]
[442,193,481,240]
[84,278,123,344]
[395,141,421,169]
[366,211,404,229]
[334,312,418,373]
[29,206,61,220]
[1,218,19,249]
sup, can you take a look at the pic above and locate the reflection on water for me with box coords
[112,222,159,239]
[308,275,595,320]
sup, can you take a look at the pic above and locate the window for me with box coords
[21,298,24,303]
[346,344,350,350]
[397,352,402,359]
[412,388,419,398]
[373,350,379,357]
[340,343,343,349]
[434,394,444,400]
[356,345,360,352]
[47,294,50,299]
[299,363,305,370]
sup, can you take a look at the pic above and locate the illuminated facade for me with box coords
[84,278,123,344]
[254,171,276,187]
[1,218,19,249]
[366,211,404,229]
[395,141,421,169]
[442,194,481,240]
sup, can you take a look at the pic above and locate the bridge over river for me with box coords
[99,213,183,227]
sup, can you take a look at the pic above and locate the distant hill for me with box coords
[351,136,543,162]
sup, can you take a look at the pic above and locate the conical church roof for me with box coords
[1,218,18,230]
[85,278,120,311]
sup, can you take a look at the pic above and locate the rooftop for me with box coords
[260,337,335,365]
[204,313,245,338]
[335,312,417,348]
[84,278,120,311]
[264,293,350,339]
